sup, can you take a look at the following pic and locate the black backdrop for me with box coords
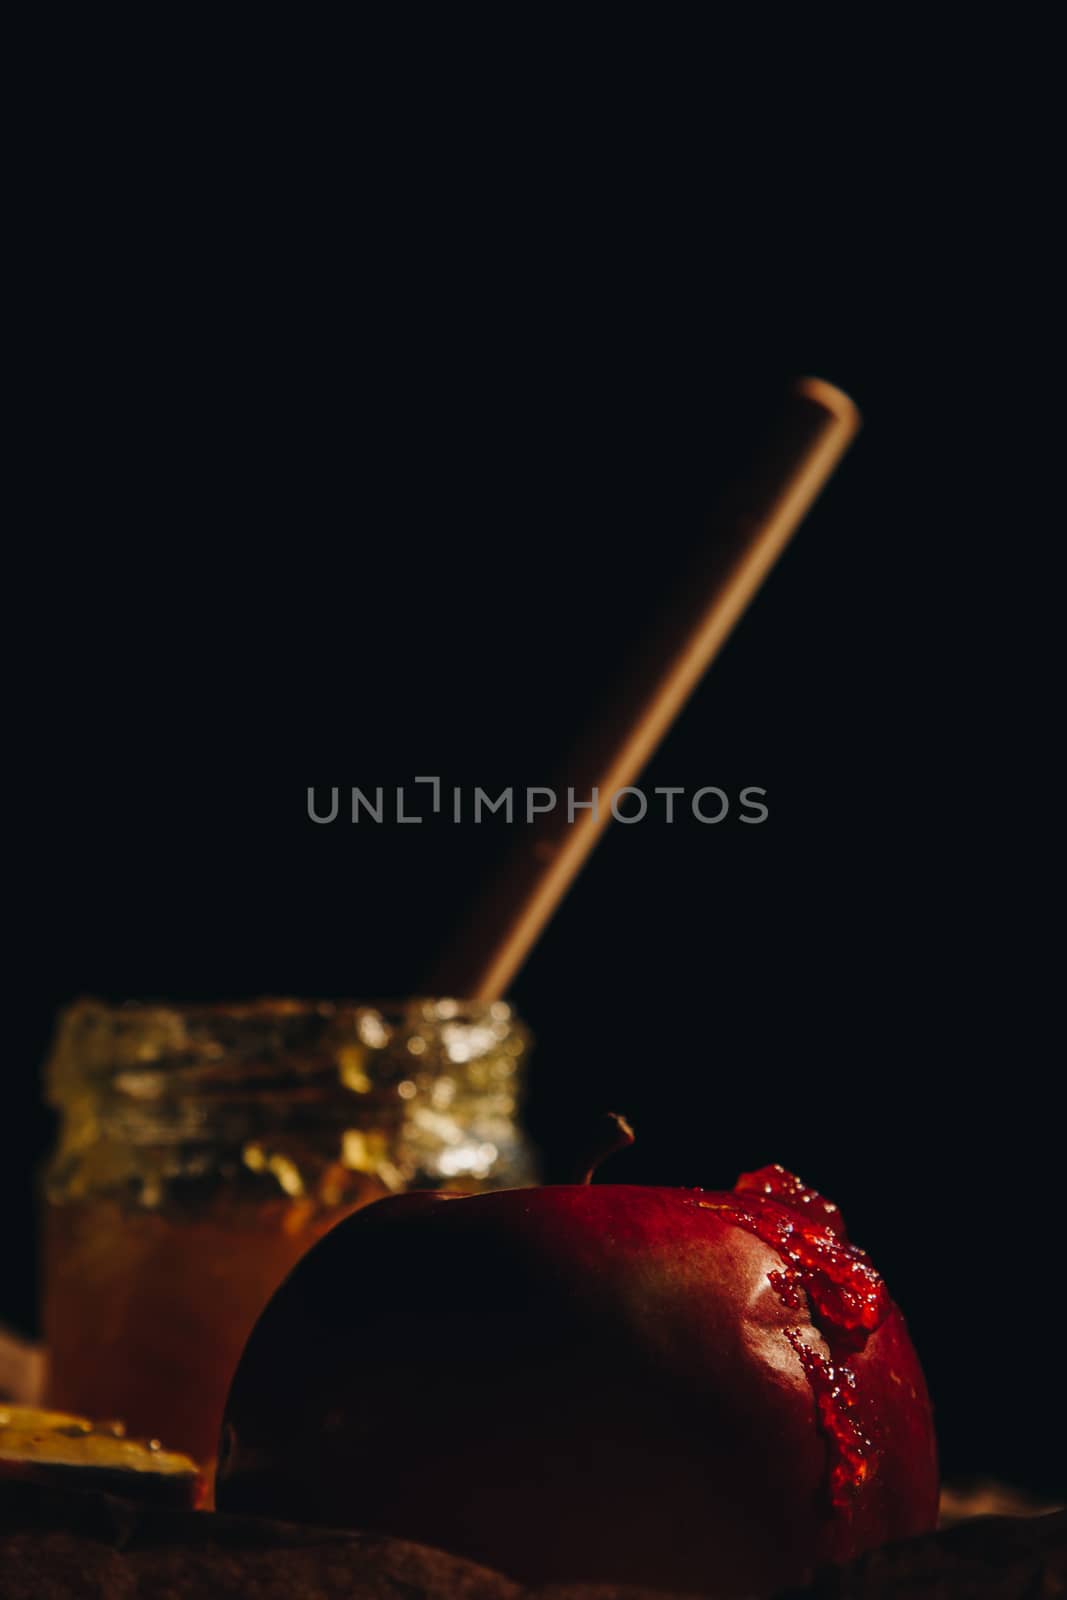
[5,170,1061,1499]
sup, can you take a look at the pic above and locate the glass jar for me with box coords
[41,997,534,1463]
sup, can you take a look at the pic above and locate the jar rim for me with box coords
[56,995,515,1023]
[42,996,534,1189]
[43,995,530,1115]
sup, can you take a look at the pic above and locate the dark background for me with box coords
[4,92,1061,1500]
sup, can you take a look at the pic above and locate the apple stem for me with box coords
[571,1112,636,1185]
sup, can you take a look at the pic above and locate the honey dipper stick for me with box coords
[430,377,861,1003]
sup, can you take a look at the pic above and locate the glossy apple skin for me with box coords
[216,1184,937,1595]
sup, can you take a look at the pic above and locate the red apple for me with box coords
[216,1121,937,1594]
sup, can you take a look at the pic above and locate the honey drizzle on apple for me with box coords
[782,1329,873,1511]
[696,1165,890,1523]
